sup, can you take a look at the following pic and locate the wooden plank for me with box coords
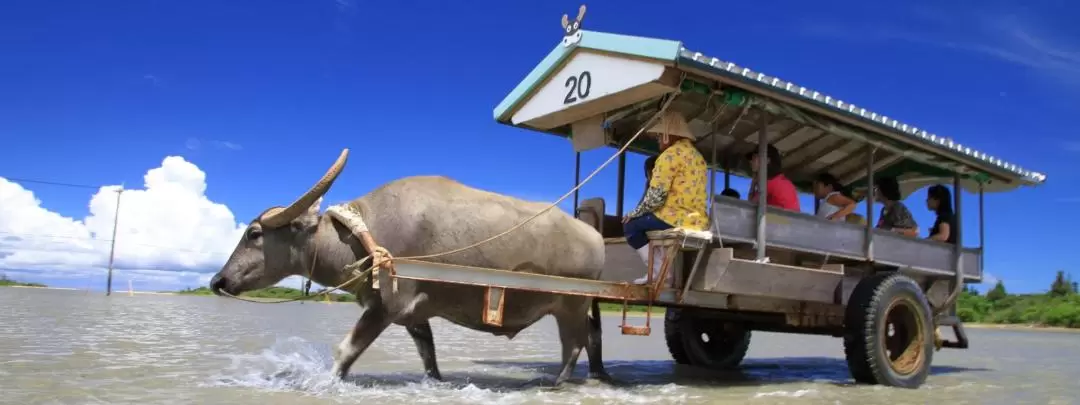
[691,248,844,304]
[391,259,650,301]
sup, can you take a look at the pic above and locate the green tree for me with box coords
[986,280,1007,301]
[1050,271,1074,297]
[965,284,980,296]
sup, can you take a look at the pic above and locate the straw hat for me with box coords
[646,111,695,141]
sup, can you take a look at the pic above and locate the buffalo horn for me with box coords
[260,148,350,228]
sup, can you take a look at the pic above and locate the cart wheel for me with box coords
[664,308,750,369]
[843,272,934,388]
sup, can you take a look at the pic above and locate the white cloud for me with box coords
[0,156,250,291]
[142,74,163,87]
[214,140,243,150]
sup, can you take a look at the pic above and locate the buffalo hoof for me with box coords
[515,377,552,390]
[588,371,615,384]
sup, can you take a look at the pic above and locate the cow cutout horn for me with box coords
[260,148,350,228]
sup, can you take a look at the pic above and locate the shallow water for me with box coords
[1,287,1078,404]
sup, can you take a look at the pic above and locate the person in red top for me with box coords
[745,144,801,211]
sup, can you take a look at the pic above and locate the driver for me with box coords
[622,111,708,285]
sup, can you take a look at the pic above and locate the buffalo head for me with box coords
[209,149,349,296]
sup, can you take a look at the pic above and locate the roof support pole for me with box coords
[723,159,731,190]
[707,122,720,215]
[978,181,985,272]
[755,111,769,261]
[573,151,581,217]
[864,147,877,261]
[941,173,965,318]
[953,174,963,265]
[616,150,626,218]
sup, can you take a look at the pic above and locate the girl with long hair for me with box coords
[925,184,956,244]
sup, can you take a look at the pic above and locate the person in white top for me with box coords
[812,173,857,221]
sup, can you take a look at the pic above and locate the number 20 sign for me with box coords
[563,71,592,105]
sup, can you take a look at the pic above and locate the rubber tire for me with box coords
[664,308,692,365]
[843,272,935,389]
[664,307,751,369]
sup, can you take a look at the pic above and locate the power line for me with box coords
[0,234,233,256]
[0,265,221,278]
[0,230,109,242]
[0,176,108,190]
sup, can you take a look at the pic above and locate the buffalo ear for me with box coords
[290,200,322,233]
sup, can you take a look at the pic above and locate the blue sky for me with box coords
[0,0,1077,293]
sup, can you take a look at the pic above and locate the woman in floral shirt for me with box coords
[874,176,919,237]
[622,111,708,284]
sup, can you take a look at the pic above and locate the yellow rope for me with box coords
[226,89,684,304]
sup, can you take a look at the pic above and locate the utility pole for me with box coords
[105,187,123,296]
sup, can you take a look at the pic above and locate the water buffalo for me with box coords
[208,149,611,385]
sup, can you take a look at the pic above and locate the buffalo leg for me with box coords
[331,305,392,379]
[552,304,589,386]
[406,320,443,381]
[585,299,612,382]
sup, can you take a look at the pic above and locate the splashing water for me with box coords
[205,336,697,404]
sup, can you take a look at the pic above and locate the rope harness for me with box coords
[222,86,686,304]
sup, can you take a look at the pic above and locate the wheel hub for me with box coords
[882,297,926,376]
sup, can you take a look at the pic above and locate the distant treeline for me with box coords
[0,274,47,288]
[958,271,1079,328]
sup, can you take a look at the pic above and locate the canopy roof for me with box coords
[493,26,1047,199]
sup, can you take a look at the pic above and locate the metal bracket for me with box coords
[482,287,506,326]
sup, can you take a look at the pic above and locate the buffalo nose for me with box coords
[209,274,227,296]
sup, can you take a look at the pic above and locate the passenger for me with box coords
[925,184,957,244]
[745,144,800,211]
[628,155,659,224]
[720,188,741,198]
[623,111,708,284]
[874,176,918,237]
[644,155,658,182]
[813,173,856,221]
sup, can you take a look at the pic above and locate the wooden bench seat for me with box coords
[646,228,713,250]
